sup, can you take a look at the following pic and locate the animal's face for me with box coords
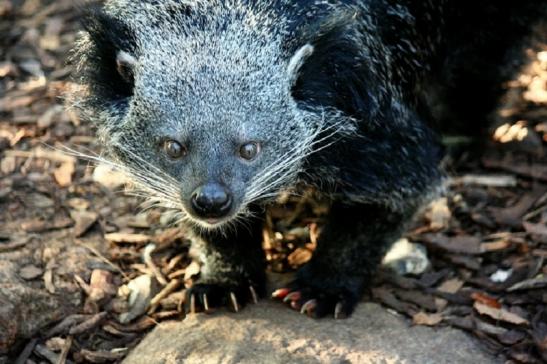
[117,49,314,228]
[73,2,329,229]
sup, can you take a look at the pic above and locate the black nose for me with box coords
[190,183,232,218]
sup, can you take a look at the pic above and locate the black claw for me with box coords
[272,288,290,299]
[300,299,317,316]
[283,291,301,303]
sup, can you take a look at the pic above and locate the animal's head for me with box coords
[71,0,369,229]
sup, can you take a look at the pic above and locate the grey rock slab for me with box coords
[0,261,70,354]
[0,236,107,354]
[124,302,495,364]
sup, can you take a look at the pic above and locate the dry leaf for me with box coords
[507,276,547,291]
[287,247,313,267]
[93,164,128,190]
[0,61,18,77]
[425,197,451,230]
[473,302,529,326]
[0,156,16,174]
[19,265,43,280]
[421,234,482,255]
[437,278,464,294]
[480,239,511,252]
[413,312,443,326]
[184,260,201,287]
[53,161,75,187]
[71,210,98,237]
[87,269,117,303]
[471,292,502,309]
[523,222,547,236]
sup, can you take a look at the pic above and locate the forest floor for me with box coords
[1,1,546,363]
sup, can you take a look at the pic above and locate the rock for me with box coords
[382,238,430,276]
[0,237,108,354]
[118,275,159,324]
[0,261,74,354]
[124,301,494,364]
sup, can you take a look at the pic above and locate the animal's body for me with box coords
[72,0,546,317]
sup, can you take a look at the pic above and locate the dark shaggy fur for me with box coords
[71,0,547,318]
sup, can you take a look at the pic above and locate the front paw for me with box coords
[272,267,364,319]
[185,280,262,314]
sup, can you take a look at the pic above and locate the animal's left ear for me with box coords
[288,13,383,120]
[116,50,137,84]
[287,44,315,88]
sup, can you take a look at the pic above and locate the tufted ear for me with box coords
[116,50,137,84]
[289,13,381,120]
[78,8,137,101]
[287,44,314,88]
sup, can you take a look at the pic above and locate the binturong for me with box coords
[71,0,546,318]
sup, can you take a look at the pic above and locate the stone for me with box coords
[0,261,73,354]
[124,301,495,364]
[0,237,108,354]
[18,264,43,280]
[382,238,430,276]
[118,275,159,324]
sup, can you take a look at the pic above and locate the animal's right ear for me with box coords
[287,44,315,88]
[77,8,137,101]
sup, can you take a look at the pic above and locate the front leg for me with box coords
[274,202,412,318]
[185,211,266,314]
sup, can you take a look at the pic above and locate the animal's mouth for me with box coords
[194,217,232,230]
[185,212,237,230]
[181,198,242,230]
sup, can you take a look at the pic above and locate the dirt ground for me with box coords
[1,1,546,363]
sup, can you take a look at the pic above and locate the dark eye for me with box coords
[163,140,186,159]
[239,142,260,161]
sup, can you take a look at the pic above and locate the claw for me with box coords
[230,292,239,312]
[283,291,301,303]
[249,286,258,304]
[190,294,196,314]
[290,299,302,310]
[334,302,346,320]
[271,288,290,299]
[203,293,209,312]
[300,299,317,316]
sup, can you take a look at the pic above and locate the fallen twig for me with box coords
[56,336,73,364]
[143,243,168,285]
[68,312,108,335]
[148,279,182,314]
